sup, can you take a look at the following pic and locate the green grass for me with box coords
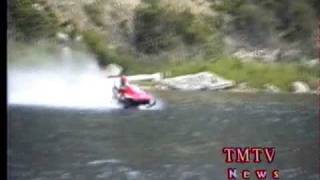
[166,57,319,91]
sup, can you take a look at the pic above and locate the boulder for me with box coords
[281,49,302,60]
[32,3,44,11]
[264,84,281,93]
[233,48,280,62]
[304,59,319,67]
[292,81,310,93]
[160,72,234,91]
[75,35,83,42]
[154,84,169,90]
[230,82,258,93]
[104,64,123,77]
[56,32,69,42]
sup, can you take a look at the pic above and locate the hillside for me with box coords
[7,0,320,91]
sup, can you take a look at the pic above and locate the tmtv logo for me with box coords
[222,147,280,179]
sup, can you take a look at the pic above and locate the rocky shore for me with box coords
[105,64,318,94]
[134,73,317,94]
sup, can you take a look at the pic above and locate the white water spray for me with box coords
[8,46,163,110]
[8,47,121,110]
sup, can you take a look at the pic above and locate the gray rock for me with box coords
[32,3,44,11]
[230,82,258,93]
[264,84,281,93]
[237,82,249,89]
[75,35,83,42]
[104,64,123,77]
[292,81,310,93]
[281,49,302,60]
[154,84,169,90]
[233,48,281,62]
[304,59,319,67]
[160,72,234,91]
[56,32,69,41]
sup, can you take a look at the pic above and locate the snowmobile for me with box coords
[113,83,156,109]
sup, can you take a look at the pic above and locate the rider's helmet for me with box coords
[120,75,128,86]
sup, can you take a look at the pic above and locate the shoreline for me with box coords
[138,84,319,95]
[130,71,318,94]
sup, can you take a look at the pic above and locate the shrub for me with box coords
[82,30,151,74]
[8,0,59,41]
[212,0,317,57]
[133,1,223,55]
[83,2,104,27]
[82,30,119,66]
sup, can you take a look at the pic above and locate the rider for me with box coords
[118,75,130,98]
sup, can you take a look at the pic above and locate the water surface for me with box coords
[8,91,319,180]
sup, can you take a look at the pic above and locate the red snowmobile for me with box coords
[113,76,156,108]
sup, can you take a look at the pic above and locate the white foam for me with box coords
[8,58,122,110]
[87,159,122,166]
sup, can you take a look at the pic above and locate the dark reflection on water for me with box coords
[8,91,319,180]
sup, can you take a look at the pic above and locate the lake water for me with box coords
[8,91,319,180]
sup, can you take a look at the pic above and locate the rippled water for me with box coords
[8,91,319,180]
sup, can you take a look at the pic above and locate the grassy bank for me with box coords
[81,30,318,92]
[79,23,318,92]
[166,57,319,91]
